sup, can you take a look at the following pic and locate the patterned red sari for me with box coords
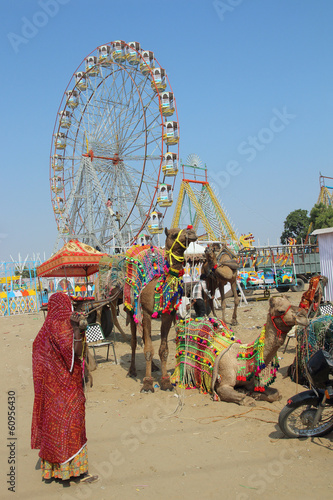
[31,292,87,467]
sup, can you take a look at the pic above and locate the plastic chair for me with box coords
[85,323,117,364]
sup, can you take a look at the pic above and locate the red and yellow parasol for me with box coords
[37,240,107,278]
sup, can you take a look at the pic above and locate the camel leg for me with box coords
[127,315,138,378]
[141,309,155,393]
[96,305,102,324]
[110,302,128,341]
[159,313,174,391]
[216,383,255,406]
[220,285,227,324]
[86,349,97,372]
[251,387,281,402]
[230,281,240,326]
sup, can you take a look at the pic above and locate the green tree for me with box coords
[280,209,310,244]
[309,203,333,229]
[15,267,37,279]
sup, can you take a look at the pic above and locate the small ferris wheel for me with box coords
[50,41,179,252]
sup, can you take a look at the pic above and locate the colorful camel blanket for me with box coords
[171,318,237,393]
[124,245,185,328]
[171,318,279,394]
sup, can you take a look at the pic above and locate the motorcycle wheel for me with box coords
[279,400,333,438]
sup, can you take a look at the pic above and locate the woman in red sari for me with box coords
[31,292,97,484]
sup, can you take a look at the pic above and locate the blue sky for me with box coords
[1,0,333,262]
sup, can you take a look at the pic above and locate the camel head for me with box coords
[204,246,217,262]
[202,246,218,275]
[268,295,309,335]
[164,226,197,266]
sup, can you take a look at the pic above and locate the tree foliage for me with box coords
[309,203,333,229]
[280,209,310,244]
[15,267,37,279]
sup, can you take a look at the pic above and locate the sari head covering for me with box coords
[31,292,86,464]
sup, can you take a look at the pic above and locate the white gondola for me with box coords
[159,91,174,117]
[55,132,66,150]
[157,183,173,207]
[66,90,79,109]
[52,154,64,172]
[85,56,99,76]
[59,110,71,129]
[151,67,167,92]
[51,176,64,193]
[162,152,178,176]
[54,196,65,214]
[75,72,87,91]
[59,218,69,234]
[138,233,150,245]
[126,41,141,65]
[163,121,179,145]
[98,45,112,66]
[112,40,126,63]
[140,50,154,75]
[148,211,163,234]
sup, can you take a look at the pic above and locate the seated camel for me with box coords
[172,295,308,405]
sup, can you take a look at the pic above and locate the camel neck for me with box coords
[263,316,290,365]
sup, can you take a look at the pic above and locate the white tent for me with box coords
[311,227,333,301]
[184,242,206,258]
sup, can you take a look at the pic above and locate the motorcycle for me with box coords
[279,349,333,438]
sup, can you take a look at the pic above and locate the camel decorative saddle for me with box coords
[171,317,279,395]
[124,245,185,327]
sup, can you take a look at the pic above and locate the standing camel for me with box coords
[202,244,240,325]
[126,226,197,393]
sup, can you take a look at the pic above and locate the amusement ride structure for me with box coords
[317,174,333,206]
[171,154,241,250]
[50,41,179,253]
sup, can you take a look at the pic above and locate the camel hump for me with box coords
[220,260,239,270]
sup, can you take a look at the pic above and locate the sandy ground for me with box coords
[1,289,333,500]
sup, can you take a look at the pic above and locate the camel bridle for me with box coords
[270,305,292,337]
[165,229,187,266]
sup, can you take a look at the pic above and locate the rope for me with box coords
[196,406,280,425]
[165,229,186,265]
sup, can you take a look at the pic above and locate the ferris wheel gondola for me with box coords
[50,40,179,252]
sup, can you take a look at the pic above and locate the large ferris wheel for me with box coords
[50,41,179,252]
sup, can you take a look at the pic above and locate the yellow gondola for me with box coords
[75,72,87,91]
[59,110,71,129]
[140,50,154,75]
[148,211,163,234]
[52,154,64,172]
[66,90,79,109]
[157,183,173,207]
[112,40,126,63]
[159,91,174,116]
[163,121,179,145]
[98,45,112,66]
[162,152,178,176]
[126,41,141,65]
[55,132,66,150]
[151,67,167,92]
[85,56,99,76]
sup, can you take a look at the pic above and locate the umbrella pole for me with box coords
[38,277,43,309]
[64,268,70,297]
